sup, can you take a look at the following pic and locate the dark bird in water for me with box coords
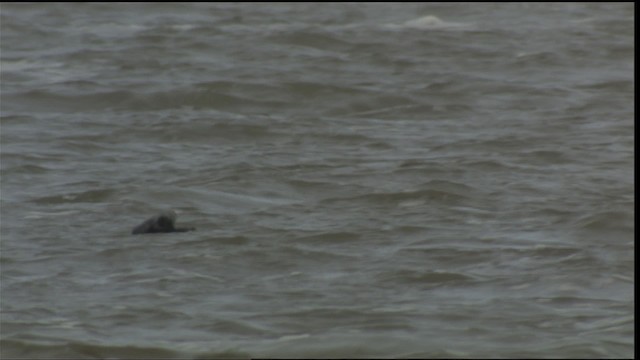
[132,210,195,235]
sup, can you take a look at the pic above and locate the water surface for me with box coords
[0,3,634,358]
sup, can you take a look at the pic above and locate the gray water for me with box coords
[0,3,634,359]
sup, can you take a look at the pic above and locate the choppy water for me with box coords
[0,3,634,359]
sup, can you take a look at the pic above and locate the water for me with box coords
[0,3,634,358]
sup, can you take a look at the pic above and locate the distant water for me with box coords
[0,3,633,359]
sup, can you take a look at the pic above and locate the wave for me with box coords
[320,180,478,207]
[0,338,250,359]
[376,268,476,285]
[386,15,473,31]
[30,189,116,205]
